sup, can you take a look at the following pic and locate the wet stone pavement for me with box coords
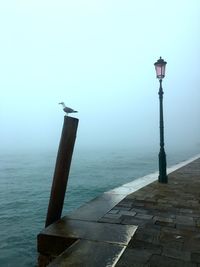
[99,158,200,267]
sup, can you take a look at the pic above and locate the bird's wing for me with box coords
[64,107,74,113]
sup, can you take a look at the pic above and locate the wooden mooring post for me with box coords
[45,116,79,227]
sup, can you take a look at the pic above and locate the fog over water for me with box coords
[0,0,200,155]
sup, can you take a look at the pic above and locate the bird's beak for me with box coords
[58,103,62,104]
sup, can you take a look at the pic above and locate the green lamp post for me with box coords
[154,57,168,183]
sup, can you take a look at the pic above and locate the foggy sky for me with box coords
[1,0,200,153]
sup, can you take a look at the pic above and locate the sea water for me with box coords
[0,147,199,267]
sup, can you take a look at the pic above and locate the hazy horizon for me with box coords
[1,0,200,154]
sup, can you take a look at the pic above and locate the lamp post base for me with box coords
[158,149,168,183]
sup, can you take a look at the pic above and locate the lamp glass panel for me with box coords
[155,65,163,78]
[161,64,166,77]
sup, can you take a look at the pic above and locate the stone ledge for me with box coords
[38,219,137,267]
[47,240,126,267]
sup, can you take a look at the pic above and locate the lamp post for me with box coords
[154,57,168,183]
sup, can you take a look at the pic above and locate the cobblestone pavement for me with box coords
[99,158,200,267]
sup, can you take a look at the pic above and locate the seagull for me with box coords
[59,102,78,115]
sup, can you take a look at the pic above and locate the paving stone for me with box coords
[115,206,131,211]
[117,201,133,208]
[153,216,174,223]
[103,213,122,219]
[163,241,183,250]
[176,224,198,232]
[136,197,147,201]
[135,213,153,220]
[141,222,161,231]
[133,228,160,245]
[191,253,200,263]
[108,209,120,214]
[183,238,200,251]
[157,199,169,204]
[156,204,173,210]
[187,200,199,206]
[154,212,176,219]
[128,239,162,254]
[131,207,149,214]
[116,261,148,267]
[131,200,146,207]
[180,208,195,215]
[148,254,196,267]
[176,215,195,226]
[116,247,152,266]
[98,217,122,224]
[162,247,191,261]
[118,210,137,216]
[154,216,176,227]
[121,216,146,226]
[159,228,185,243]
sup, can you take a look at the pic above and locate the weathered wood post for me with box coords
[45,116,79,227]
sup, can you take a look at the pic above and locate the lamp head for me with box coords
[154,57,167,79]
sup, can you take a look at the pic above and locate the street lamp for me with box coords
[154,57,168,183]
